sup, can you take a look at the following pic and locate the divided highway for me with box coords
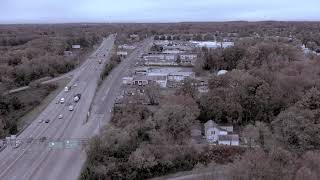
[0,34,153,180]
[0,34,114,180]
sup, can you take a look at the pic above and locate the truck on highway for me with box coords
[73,94,81,103]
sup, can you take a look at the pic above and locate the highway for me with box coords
[0,34,153,180]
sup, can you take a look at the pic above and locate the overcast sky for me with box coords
[1,0,319,23]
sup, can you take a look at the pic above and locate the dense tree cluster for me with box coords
[0,24,111,89]
[81,96,244,180]
[197,40,302,72]
[0,84,56,137]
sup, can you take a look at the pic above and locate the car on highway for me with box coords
[68,105,74,111]
[13,140,21,149]
[60,98,65,104]
[64,86,71,92]
[58,114,63,119]
[74,94,81,102]
[45,119,50,123]
[38,119,44,123]
[73,83,78,87]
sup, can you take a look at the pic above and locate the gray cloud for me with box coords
[0,0,319,23]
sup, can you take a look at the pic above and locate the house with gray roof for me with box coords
[204,120,239,146]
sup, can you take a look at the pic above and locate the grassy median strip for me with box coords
[98,53,121,85]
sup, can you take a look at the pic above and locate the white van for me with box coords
[13,140,21,149]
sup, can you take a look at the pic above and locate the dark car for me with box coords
[45,119,50,123]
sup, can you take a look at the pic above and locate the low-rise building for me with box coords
[179,54,197,66]
[128,75,168,88]
[217,70,228,76]
[154,40,170,46]
[122,77,134,85]
[145,59,178,66]
[117,51,128,58]
[163,45,193,51]
[162,50,185,54]
[190,41,234,49]
[63,51,73,57]
[148,75,168,88]
[72,45,81,49]
[143,54,176,61]
[130,34,140,41]
[118,44,136,50]
[168,71,195,82]
[134,67,150,75]
[198,86,209,93]
[180,54,197,60]
[132,76,149,86]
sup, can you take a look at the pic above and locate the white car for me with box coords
[64,87,69,92]
[73,83,78,87]
[60,98,65,104]
[68,105,74,111]
[58,114,63,119]
[38,119,44,123]
[13,140,21,149]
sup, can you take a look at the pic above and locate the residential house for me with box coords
[204,120,228,143]
[204,120,239,146]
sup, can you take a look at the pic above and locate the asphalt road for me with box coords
[0,35,153,180]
